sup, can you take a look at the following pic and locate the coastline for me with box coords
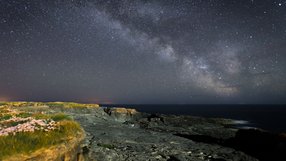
[1,102,285,161]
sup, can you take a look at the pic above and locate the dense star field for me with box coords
[0,0,285,104]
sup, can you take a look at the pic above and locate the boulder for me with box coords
[104,107,140,122]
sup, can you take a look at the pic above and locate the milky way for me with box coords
[0,0,285,104]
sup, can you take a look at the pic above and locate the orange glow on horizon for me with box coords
[0,96,11,102]
[86,98,114,104]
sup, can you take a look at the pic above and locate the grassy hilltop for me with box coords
[0,101,99,160]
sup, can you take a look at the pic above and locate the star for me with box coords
[0,0,285,104]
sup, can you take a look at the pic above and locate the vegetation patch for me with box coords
[16,112,33,118]
[43,102,99,109]
[50,113,72,121]
[0,114,12,121]
[0,102,8,106]
[1,101,100,109]
[0,104,83,160]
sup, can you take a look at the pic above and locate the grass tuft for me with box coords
[0,120,82,159]
[50,113,72,121]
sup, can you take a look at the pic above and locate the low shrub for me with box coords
[50,113,72,121]
[0,114,12,121]
[16,113,32,118]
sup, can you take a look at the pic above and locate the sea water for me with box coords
[104,104,286,133]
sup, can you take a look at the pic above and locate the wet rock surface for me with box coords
[57,107,285,161]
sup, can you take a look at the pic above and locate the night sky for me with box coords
[0,0,285,104]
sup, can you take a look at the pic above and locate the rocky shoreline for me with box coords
[60,106,285,161]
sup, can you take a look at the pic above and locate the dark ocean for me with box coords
[102,104,286,133]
